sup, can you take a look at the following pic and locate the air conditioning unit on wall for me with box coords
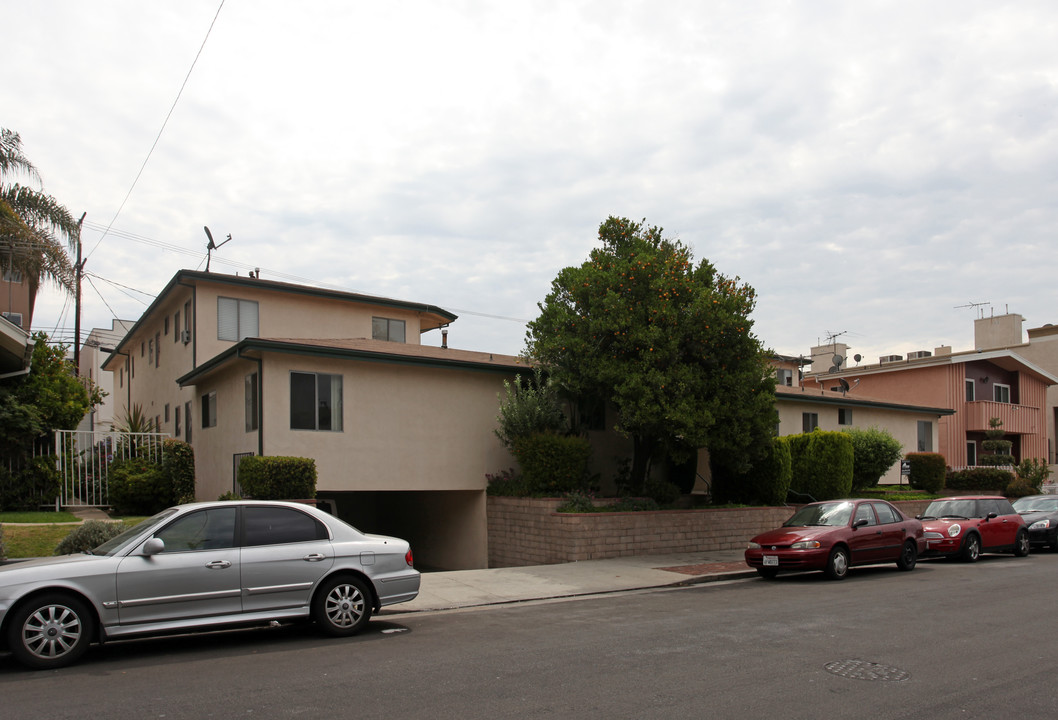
[181,330,191,344]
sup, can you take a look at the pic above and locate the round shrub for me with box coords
[643,477,681,505]
[55,520,126,555]
[108,457,170,515]
[843,427,904,490]
[1005,478,1036,498]
[238,456,317,499]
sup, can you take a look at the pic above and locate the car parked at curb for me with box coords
[1011,495,1058,552]
[745,499,925,581]
[918,495,1029,561]
[0,500,420,670]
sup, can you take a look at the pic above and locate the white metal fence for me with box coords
[54,429,169,509]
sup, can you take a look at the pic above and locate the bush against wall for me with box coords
[787,431,853,501]
[511,432,593,495]
[107,457,170,515]
[843,426,904,490]
[163,439,196,504]
[946,466,1013,493]
[906,453,946,493]
[238,456,317,499]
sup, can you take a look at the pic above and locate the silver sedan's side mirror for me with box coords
[142,538,165,556]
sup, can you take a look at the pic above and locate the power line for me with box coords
[84,0,227,261]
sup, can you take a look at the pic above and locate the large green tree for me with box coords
[526,216,776,492]
[0,333,102,461]
[1,128,79,310]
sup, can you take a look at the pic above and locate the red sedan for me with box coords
[745,499,926,580]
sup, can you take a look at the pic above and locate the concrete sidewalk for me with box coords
[383,550,755,615]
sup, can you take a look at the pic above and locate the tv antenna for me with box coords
[204,226,232,272]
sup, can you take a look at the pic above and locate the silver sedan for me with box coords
[0,500,420,669]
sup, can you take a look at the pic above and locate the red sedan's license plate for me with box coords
[763,555,779,567]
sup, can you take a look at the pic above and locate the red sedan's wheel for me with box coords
[896,540,917,571]
[824,546,849,580]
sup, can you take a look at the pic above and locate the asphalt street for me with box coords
[2,553,1055,720]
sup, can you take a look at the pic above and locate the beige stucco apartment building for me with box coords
[770,354,953,486]
[101,270,526,570]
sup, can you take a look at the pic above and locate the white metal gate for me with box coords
[55,429,170,508]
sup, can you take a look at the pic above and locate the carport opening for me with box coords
[316,490,487,572]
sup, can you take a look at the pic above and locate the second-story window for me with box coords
[372,317,406,343]
[218,298,259,341]
[776,369,793,387]
[994,383,1011,403]
[966,378,975,401]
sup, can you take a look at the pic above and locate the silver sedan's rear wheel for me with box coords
[313,576,372,636]
[7,593,94,670]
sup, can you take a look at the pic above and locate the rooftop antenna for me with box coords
[954,301,990,319]
[204,226,232,272]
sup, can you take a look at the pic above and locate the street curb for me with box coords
[381,568,759,615]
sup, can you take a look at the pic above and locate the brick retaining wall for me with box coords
[487,496,933,568]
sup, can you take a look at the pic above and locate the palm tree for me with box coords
[1,128,79,321]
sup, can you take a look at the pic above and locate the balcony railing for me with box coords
[964,400,1039,435]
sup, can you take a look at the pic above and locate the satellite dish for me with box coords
[832,354,844,367]
[203,226,232,272]
[839,378,850,394]
[854,354,862,363]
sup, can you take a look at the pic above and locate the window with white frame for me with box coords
[218,297,259,341]
[967,441,977,466]
[290,371,343,431]
[838,408,853,426]
[372,317,406,343]
[966,378,975,402]
[993,383,1011,403]
[802,412,818,433]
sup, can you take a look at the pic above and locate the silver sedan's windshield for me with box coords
[90,508,179,556]
[783,502,854,527]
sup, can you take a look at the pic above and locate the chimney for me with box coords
[441,328,448,349]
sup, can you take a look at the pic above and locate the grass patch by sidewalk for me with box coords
[2,524,73,558]
[0,511,79,524]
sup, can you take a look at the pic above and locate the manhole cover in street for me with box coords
[824,659,910,682]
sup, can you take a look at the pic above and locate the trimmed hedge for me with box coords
[0,456,61,511]
[512,432,593,495]
[788,431,854,501]
[906,453,946,494]
[107,457,170,515]
[946,466,1013,493]
[163,439,196,504]
[238,456,317,499]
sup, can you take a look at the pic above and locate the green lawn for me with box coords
[0,511,79,524]
[2,524,75,558]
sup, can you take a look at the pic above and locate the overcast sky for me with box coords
[4,1,1056,367]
